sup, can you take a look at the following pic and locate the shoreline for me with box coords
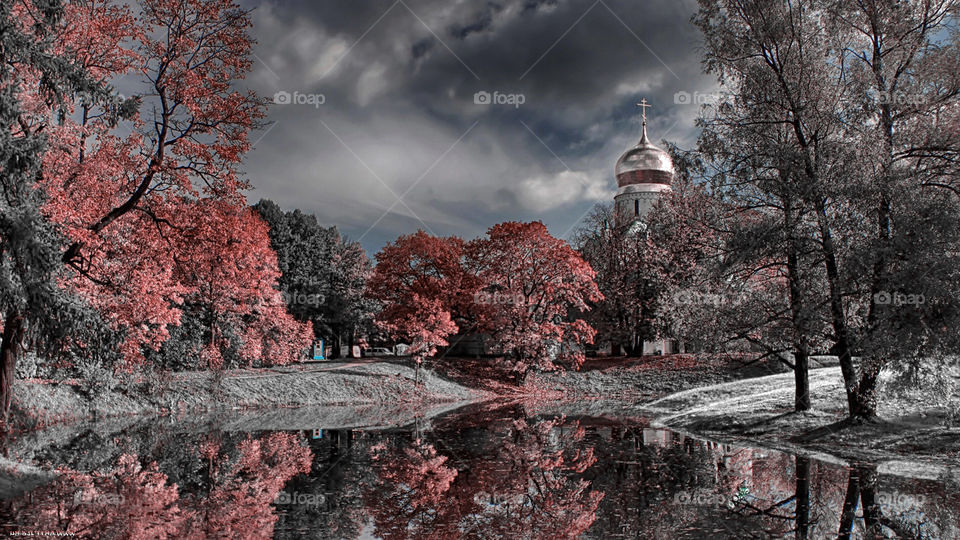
[6,356,958,478]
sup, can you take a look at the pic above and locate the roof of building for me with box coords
[615,101,675,187]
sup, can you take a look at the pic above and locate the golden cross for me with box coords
[637,98,651,124]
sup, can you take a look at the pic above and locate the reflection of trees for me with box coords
[837,463,957,539]
[464,418,603,539]
[574,425,857,539]
[7,417,958,538]
[585,429,952,540]
[796,456,810,539]
[274,430,373,540]
[2,432,312,539]
[365,439,459,537]
[185,432,313,538]
[3,453,188,538]
[364,417,603,539]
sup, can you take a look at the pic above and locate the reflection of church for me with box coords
[611,99,682,355]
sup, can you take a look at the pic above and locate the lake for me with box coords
[1,401,956,539]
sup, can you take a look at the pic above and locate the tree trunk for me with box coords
[1,312,25,425]
[853,361,882,421]
[794,351,810,412]
[332,332,342,359]
[814,201,860,417]
[856,37,896,426]
[784,192,811,412]
[788,98,860,419]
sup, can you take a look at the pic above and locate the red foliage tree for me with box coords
[465,222,602,378]
[174,203,313,368]
[366,231,478,374]
[13,0,311,369]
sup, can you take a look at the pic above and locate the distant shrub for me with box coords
[76,357,119,399]
[15,351,40,379]
[880,356,960,422]
[146,305,246,371]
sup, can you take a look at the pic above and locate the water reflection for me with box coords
[1,405,956,539]
[363,417,602,539]
[1,432,311,539]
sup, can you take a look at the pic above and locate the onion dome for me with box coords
[615,106,674,187]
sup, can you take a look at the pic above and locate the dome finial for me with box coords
[637,98,651,143]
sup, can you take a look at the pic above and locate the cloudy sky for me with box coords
[238,0,718,254]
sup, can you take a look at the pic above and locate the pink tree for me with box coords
[366,231,478,380]
[173,203,313,368]
[465,222,602,380]
[15,0,312,371]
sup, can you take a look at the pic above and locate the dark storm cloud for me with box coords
[240,0,718,253]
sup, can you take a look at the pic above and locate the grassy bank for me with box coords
[7,353,784,435]
[645,366,960,471]
[8,359,490,433]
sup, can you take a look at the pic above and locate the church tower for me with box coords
[614,99,674,229]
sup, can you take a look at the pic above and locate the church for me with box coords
[446,99,683,358]
[610,99,682,355]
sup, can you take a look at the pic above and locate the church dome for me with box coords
[615,124,674,187]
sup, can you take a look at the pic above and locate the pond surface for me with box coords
[1,402,957,539]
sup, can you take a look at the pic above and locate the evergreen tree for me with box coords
[0,0,116,424]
